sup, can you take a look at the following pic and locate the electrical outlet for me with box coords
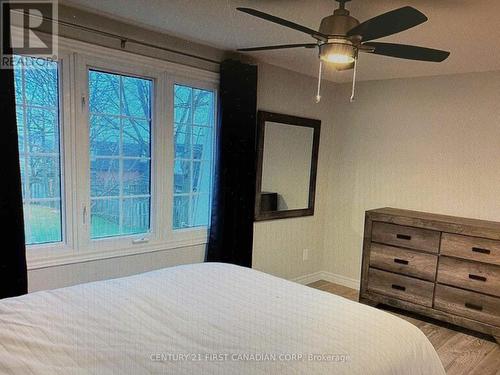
[302,249,310,261]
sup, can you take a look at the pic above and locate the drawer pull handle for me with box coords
[394,258,409,265]
[472,247,491,255]
[396,234,412,240]
[465,302,483,311]
[391,284,406,291]
[469,274,487,282]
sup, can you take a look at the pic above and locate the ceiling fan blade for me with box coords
[238,43,317,52]
[237,7,328,41]
[363,42,450,62]
[347,6,427,42]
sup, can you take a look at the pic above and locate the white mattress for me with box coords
[0,263,445,374]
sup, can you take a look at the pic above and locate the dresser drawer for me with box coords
[435,284,500,327]
[367,268,434,307]
[437,256,500,297]
[371,222,441,253]
[441,233,500,266]
[369,243,437,281]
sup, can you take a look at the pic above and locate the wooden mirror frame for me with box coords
[254,111,321,221]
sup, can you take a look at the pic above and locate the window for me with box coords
[88,70,152,239]
[13,56,63,245]
[10,35,218,267]
[173,84,215,229]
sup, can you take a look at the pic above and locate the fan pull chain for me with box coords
[315,60,323,103]
[350,56,358,103]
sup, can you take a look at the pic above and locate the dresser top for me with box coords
[367,207,500,240]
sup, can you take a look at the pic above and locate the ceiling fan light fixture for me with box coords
[236,2,450,102]
[319,43,356,66]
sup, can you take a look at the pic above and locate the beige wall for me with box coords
[324,71,500,282]
[252,63,335,280]
[34,5,500,291]
[29,245,205,292]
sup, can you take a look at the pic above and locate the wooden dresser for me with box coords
[359,208,500,343]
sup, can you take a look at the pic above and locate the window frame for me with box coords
[169,76,218,238]
[14,50,76,257]
[75,54,162,254]
[14,32,219,269]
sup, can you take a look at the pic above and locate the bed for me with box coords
[0,262,445,374]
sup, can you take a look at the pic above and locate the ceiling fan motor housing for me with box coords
[319,10,359,38]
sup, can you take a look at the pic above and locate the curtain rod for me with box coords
[57,18,222,65]
[12,9,222,65]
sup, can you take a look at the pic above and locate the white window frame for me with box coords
[169,75,218,241]
[11,45,76,258]
[13,32,219,269]
[75,53,163,254]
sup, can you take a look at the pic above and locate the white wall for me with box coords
[28,245,205,292]
[324,71,500,282]
[252,63,335,280]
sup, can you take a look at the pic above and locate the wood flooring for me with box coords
[308,280,500,375]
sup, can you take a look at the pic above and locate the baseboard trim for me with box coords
[291,271,360,291]
[320,271,360,290]
[291,271,324,285]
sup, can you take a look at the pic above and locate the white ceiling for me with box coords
[62,0,500,82]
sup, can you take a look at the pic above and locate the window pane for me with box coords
[90,158,119,197]
[122,198,150,234]
[173,195,189,229]
[16,107,24,153]
[13,56,63,245]
[28,156,61,199]
[24,201,62,245]
[91,198,119,238]
[191,194,210,227]
[174,123,191,159]
[192,126,212,160]
[89,70,152,239]
[173,85,215,229]
[193,89,213,126]
[123,159,150,195]
[88,70,120,115]
[174,85,191,124]
[24,61,58,107]
[89,115,120,156]
[174,160,190,194]
[122,76,152,118]
[123,118,150,157]
[192,161,211,194]
[26,108,59,153]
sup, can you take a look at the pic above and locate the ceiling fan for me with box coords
[236,0,450,102]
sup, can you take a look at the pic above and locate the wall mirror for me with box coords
[255,111,321,221]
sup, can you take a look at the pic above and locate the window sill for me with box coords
[26,235,208,270]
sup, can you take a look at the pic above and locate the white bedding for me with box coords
[0,263,444,374]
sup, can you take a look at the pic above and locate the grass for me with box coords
[24,204,61,245]
[25,204,145,244]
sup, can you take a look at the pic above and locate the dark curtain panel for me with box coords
[0,6,28,298]
[206,60,258,267]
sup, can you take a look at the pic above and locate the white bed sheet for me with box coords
[0,262,445,374]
